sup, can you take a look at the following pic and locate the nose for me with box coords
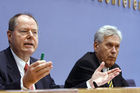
[111,46,117,54]
[28,30,33,36]
[27,30,34,39]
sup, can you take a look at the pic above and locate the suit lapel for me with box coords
[5,47,21,81]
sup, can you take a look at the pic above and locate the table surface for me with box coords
[0,87,140,93]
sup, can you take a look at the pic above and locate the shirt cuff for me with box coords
[86,80,92,89]
[20,77,28,90]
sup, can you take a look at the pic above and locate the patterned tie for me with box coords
[24,63,34,90]
[108,80,113,88]
[106,68,113,88]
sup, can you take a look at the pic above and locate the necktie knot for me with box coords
[24,63,28,73]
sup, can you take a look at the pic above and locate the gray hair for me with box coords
[94,25,122,43]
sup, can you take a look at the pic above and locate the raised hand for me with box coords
[23,60,52,89]
[88,62,121,88]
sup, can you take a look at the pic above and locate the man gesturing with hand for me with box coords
[65,25,128,88]
[0,13,59,90]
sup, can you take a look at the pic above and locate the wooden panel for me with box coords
[1,88,140,93]
[0,89,78,93]
[79,88,140,93]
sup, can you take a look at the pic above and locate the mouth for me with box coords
[24,43,34,47]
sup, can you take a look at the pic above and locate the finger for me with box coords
[108,70,120,80]
[36,66,52,76]
[30,60,46,67]
[96,62,105,71]
[38,71,51,80]
[36,63,52,73]
[108,72,120,81]
[107,68,121,74]
[33,62,52,72]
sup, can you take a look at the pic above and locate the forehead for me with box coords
[15,15,38,29]
[103,35,121,44]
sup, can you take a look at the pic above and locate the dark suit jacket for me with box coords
[64,52,128,88]
[0,47,60,90]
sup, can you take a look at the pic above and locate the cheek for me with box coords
[17,37,25,44]
[101,49,110,59]
[11,38,23,50]
[98,49,106,58]
[102,53,108,60]
[13,36,21,44]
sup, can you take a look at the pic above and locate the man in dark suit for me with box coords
[0,13,59,90]
[65,25,129,88]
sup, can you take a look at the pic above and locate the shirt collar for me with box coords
[10,48,30,70]
[102,67,109,72]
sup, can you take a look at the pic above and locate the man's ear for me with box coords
[94,41,99,52]
[7,30,12,44]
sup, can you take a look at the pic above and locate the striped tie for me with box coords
[108,80,113,88]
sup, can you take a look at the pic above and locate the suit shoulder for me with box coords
[76,52,97,64]
[78,52,95,61]
[0,49,9,71]
[0,49,6,56]
[0,49,7,63]
[74,52,99,69]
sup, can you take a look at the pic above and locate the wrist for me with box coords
[88,79,96,88]
[23,77,31,89]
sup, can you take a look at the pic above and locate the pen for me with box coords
[40,53,45,60]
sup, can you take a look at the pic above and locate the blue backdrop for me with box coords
[0,0,140,86]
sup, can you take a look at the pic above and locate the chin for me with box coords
[28,51,34,54]
[24,49,35,55]
[105,61,115,68]
[107,64,113,68]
